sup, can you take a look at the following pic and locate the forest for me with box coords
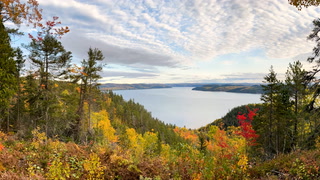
[1,0,320,179]
[192,84,263,94]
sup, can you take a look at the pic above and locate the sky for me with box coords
[10,0,320,84]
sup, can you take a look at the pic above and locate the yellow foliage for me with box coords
[0,131,7,141]
[80,102,90,133]
[227,126,247,154]
[61,89,69,96]
[83,153,105,179]
[207,125,219,139]
[92,110,117,143]
[105,97,112,106]
[0,162,5,172]
[30,141,40,150]
[27,161,44,177]
[47,139,66,152]
[110,153,132,166]
[235,154,249,177]
[125,128,145,160]
[237,155,248,171]
[98,120,117,143]
[31,127,47,149]
[143,131,158,155]
[160,144,171,160]
[46,156,71,180]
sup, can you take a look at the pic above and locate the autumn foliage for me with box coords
[28,16,70,42]
[1,0,320,179]
[0,0,42,26]
[236,107,259,146]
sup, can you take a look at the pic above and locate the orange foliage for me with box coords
[212,128,229,148]
[173,127,198,144]
[0,0,42,26]
[68,64,83,74]
[75,87,81,93]
[80,72,88,76]
[28,16,70,41]
[0,143,4,151]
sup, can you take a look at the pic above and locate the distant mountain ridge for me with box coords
[99,83,207,90]
[99,83,172,90]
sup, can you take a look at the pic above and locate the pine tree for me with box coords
[73,48,104,142]
[26,17,71,135]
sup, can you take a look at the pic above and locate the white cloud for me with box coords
[25,0,320,83]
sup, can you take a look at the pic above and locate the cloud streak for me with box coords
[101,71,158,78]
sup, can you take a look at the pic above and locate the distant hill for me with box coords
[100,83,263,91]
[99,83,211,90]
[99,83,172,90]
[192,84,263,94]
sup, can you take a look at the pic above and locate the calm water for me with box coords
[114,87,261,129]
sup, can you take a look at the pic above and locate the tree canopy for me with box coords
[0,0,42,26]
[288,0,320,10]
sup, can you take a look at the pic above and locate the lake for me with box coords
[114,87,262,129]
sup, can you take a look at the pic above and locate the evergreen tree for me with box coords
[260,66,281,156]
[12,47,25,131]
[0,20,17,131]
[25,18,71,135]
[0,0,42,131]
[306,18,320,111]
[27,33,72,90]
[285,61,308,149]
[73,48,104,142]
[273,83,293,153]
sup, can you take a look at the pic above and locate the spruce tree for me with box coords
[260,66,280,156]
[285,61,308,149]
[0,20,17,130]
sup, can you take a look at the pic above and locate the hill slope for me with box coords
[193,84,263,94]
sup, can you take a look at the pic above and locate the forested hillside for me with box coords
[1,0,320,179]
[192,84,263,94]
[203,103,263,129]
